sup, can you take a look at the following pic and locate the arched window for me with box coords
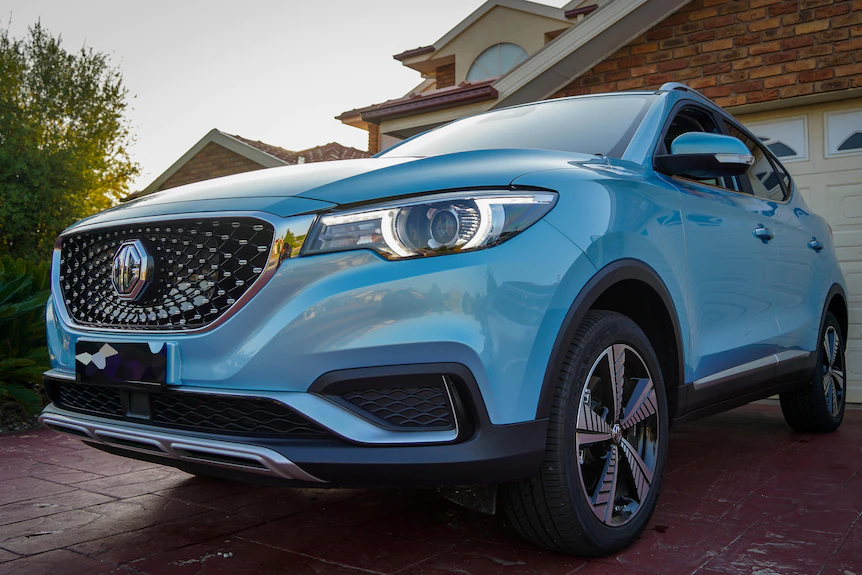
[466,43,528,82]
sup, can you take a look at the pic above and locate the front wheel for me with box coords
[502,310,669,556]
[779,312,846,432]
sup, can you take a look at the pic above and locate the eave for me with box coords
[356,79,499,124]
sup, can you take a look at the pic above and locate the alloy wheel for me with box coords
[576,344,660,527]
[822,326,844,417]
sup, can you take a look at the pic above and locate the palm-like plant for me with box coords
[0,256,50,414]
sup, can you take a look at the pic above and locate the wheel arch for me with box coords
[536,258,685,420]
[824,283,849,345]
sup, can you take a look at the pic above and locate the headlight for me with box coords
[302,190,557,260]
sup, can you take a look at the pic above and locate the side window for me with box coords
[728,125,789,202]
[663,106,721,152]
[662,106,739,191]
[774,160,793,196]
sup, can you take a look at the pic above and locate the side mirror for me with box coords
[655,132,754,179]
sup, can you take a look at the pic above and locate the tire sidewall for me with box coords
[558,314,669,550]
[810,313,846,430]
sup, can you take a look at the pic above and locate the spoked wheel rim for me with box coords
[822,326,845,417]
[576,344,660,527]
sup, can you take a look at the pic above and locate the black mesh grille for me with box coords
[341,386,454,428]
[149,393,329,437]
[53,383,329,438]
[58,384,123,417]
[59,218,275,330]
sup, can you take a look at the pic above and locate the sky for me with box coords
[4,0,570,192]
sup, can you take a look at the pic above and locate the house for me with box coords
[126,129,369,200]
[338,0,862,401]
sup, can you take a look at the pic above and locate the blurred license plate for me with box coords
[75,341,167,387]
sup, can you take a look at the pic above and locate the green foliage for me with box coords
[0,256,50,413]
[0,22,139,261]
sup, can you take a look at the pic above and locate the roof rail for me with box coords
[658,82,710,100]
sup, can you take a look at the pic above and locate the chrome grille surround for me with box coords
[52,212,315,333]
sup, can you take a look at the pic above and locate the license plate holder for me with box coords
[75,341,167,388]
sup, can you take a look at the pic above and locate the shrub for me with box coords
[0,256,50,414]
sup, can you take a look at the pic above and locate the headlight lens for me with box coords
[302,190,557,260]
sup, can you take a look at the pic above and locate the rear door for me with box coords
[658,104,784,407]
[723,120,832,371]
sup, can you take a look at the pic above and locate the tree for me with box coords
[0,23,139,261]
[0,255,49,414]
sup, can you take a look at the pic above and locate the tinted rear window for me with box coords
[381,95,657,159]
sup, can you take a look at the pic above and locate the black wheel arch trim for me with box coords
[823,283,849,345]
[536,258,685,420]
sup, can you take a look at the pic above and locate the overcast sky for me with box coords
[5,0,569,192]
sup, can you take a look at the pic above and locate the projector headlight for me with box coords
[302,190,557,260]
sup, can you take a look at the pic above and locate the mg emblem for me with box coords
[111,240,152,301]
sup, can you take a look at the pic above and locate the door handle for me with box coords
[753,225,774,243]
[808,238,824,252]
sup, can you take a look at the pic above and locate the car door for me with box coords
[656,104,784,408]
[724,120,832,373]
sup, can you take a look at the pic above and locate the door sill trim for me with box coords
[692,350,811,390]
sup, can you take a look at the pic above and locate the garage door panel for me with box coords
[846,340,862,403]
[834,240,862,263]
[821,168,862,404]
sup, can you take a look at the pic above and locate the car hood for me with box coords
[69,149,594,230]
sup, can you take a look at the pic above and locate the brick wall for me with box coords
[554,0,862,108]
[436,63,456,88]
[158,143,265,191]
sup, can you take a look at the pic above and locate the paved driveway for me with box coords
[0,403,860,575]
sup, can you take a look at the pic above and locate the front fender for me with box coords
[514,165,692,385]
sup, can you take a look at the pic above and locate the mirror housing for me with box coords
[655,132,754,179]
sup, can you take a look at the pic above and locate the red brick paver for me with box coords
[0,403,860,574]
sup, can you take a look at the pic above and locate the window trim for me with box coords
[651,98,795,205]
[652,100,748,196]
[824,108,862,158]
[466,42,529,83]
[721,116,794,205]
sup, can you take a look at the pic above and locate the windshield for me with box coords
[380,94,657,159]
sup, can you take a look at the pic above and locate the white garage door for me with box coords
[743,99,862,403]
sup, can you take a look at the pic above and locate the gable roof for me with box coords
[230,135,369,164]
[393,0,580,67]
[128,129,368,200]
[342,0,691,136]
[423,0,571,54]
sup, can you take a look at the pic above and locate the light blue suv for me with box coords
[41,83,848,555]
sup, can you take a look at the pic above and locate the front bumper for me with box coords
[39,401,547,486]
[44,213,595,485]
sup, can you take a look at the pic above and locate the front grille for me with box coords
[149,393,328,437]
[52,383,329,438]
[341,386,454,428]
[59,217,275,330]
[58,384,123,417]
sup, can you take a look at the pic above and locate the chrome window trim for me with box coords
[52,211,315,335]
[716,112,795,205]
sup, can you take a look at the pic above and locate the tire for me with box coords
[779,312,846,433]
[502,310,669,556]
